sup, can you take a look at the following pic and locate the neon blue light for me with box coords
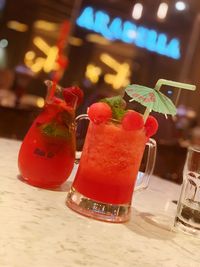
[121,21,137,43]
[146,30,157,52]
[166,39,181,59]
[156,34,168,55]
[76,7,181,60]
[76,6,94,30]
[94,11,112,40]
[109,18,123,39]
[135,26,148,48]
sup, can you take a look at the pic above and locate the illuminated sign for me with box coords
[77,7,181,60]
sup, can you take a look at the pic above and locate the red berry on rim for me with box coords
[145,116,158,137]
[63,86,84,107]
[122,110,144,131]
[88,102,112,124]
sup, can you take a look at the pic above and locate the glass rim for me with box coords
[45,80,62,92]
[78,114,155,141]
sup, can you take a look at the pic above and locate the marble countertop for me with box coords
[0,138,200,267]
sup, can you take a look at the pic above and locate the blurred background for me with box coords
[1,0,200,183]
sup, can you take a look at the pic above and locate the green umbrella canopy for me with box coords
[125,79,196,122]
[125,84,177,116]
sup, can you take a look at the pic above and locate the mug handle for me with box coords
[134,138,157,192]
[75,114,89,164]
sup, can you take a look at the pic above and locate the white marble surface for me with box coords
[0,137,200,267]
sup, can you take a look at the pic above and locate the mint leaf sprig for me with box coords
[40,122,70,140]
[101,96,127,121]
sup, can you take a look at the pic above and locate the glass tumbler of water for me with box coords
[174,146,200,237]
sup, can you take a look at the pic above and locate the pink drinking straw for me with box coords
[47,21,70,102]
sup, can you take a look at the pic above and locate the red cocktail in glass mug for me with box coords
[18,80,82,188]
[66,79,194,222]
[67,97,157,222]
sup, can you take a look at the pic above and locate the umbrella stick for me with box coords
[143,107,151,123]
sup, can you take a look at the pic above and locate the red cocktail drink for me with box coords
[73,120,147,204]
[18,99,75,188]
[18,81,83,188]
[67,78,193,222]
[67,97,157,222]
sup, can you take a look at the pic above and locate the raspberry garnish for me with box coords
[122,110,144,131]
[88,102,112,124]
[63,86,84,107]
[145,115,158,137]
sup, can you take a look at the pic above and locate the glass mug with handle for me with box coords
[174,146,200,237]
[66,114,157,223]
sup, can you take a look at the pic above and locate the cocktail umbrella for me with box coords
[125,79,196,122]
[126,85,177,115]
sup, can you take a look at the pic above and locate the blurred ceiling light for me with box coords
[100,53,131,90]
[85,64,102,83]
[24,51,36,71]
[30,57,45,73]
[104,62,131,90]
[34,20,58,31]
[69,36,83,46]
[132,3,143,20]
[175,1,186,11]
[7,21,28,32]
[25,51,36,61]
[33,37,50,54]
[36,97,45,108]
[86,34,111,45]
[25,37,59,73]
[100,53,120,69]
[157,3,168,20]
[43,46,58,73]
[0,39,8,48]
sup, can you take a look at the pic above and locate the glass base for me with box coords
[66,187,131,223]
[174,216,200,238]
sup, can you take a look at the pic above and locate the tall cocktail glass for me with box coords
[18,81,77,188]
[67,115,156,222]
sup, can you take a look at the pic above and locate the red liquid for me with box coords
[18,99,75,188]
[73,121,147,204]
